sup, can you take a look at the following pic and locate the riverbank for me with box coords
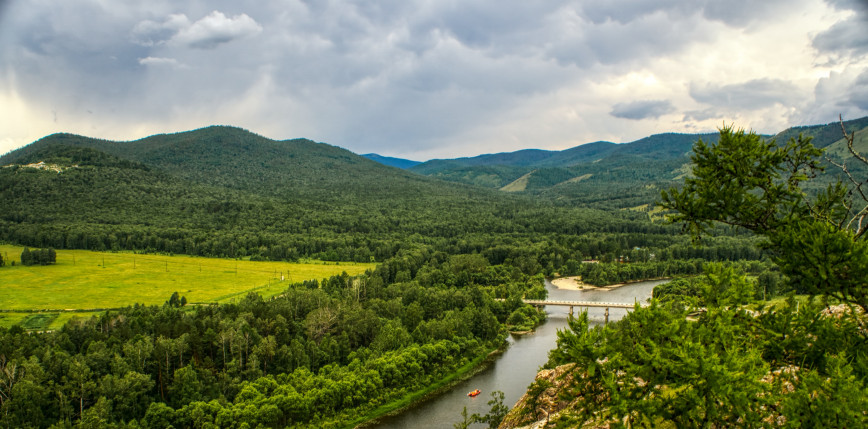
[550,276,672,292]
[550,276,596,291]
[351,341,508,428]
[363,280,666,428]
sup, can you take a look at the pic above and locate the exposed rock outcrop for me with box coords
[498,363,578,429]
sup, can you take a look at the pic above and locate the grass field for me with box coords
[0,244,375,311]
[0,311,104,331]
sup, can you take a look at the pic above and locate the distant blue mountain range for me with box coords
[362,153,422,169]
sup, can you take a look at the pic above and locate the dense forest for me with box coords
[0,138,767,270]
[1,118,867,427]
[0,248,552,427]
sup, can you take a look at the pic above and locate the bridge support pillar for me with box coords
[605,307,609,324]
[569,306,573,317]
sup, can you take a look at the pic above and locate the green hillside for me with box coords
[1,126,451,204]
[420,164,529,188]
[408,133,723,208]
[1,127,674,263]
[408,119,868,209]
[771,116,868,148]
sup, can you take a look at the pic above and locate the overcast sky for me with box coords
[2,0,867,160]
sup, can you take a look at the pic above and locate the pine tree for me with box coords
[20,248,32,266]
[661,124,868,312]
[36,248,49,265]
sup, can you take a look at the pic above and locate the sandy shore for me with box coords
[550,276,670,291]
[549,276,610,291]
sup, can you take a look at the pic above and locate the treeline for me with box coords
[567,257,781,288]
[0,217,763,274]
[0,249,547,427]
[653,263,787,304]
[19,247,56,266]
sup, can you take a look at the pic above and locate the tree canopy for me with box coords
[661,122,868,312]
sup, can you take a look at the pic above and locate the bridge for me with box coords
[517,299,643,324]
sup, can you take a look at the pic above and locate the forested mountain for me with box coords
[773,115,868,149]
[361,153,421,169]
[2,126,447,204]
[411,133,719,173]
[410,133,717,193]
[2,126,708,266]
[405,117,868,209]
[2,118,864,263]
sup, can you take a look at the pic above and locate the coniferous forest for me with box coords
[1,117,867,427]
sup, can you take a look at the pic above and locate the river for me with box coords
[370,278,667,428]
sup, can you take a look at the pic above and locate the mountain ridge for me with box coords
[5,117,867,211]
[0,126,454,204]
[361,153,421,169]
[398,117,868,207]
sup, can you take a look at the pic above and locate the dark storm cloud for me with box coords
[682,108,723,122]
[824,0,868,11]
[812,0,868,62]
[131,14,190,47]
[854,70,868,110]
[1,1,151,114]
[579,0,791,27]
[544,9,710,68]
[0,0,865,158]
[690,79,801,109]
[611,100,675,120]
[698,0,794,26]
[813,16,868,58]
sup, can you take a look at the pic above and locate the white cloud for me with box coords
[138,56,184,68]
[797,66,868,124]
[172,11,263,49]
[131,11,262,49]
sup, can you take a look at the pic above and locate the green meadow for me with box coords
[0,244,375,312]
[0,311,106,331]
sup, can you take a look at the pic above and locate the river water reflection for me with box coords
[370,279,667,428]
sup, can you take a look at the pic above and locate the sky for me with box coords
[1,0,867,160]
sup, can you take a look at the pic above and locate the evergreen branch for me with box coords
[841,115,868,167]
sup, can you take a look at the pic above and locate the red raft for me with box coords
[467,389,481,397]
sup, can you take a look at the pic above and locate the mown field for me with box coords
[0,244,375,329]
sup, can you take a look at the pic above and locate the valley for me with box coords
[0,117,866,427]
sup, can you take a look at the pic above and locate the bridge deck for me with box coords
[521,300,639,309]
